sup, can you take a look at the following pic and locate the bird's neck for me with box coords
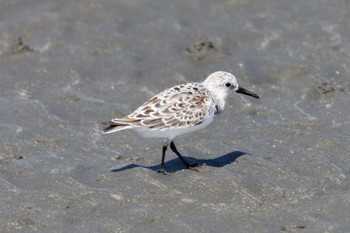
[202,83,228,112]
[214,101,225,115]
[208,91,226,114]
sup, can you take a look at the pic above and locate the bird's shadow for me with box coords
[111,151,246,173]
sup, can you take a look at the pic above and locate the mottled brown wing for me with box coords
[128,88,213,130]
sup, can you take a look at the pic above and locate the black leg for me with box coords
[169,141,199,170]
[157,141,170,175]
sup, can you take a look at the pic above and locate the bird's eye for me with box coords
[225,83,231,87]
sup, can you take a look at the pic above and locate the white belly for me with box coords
[133,116,215,140]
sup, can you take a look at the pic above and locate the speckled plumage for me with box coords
[102,71,259,174]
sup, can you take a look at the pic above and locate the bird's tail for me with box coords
[101,118,140,134]
[101,124,130,134]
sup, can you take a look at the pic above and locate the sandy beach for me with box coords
[1,0,350,232]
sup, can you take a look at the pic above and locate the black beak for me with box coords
[236,86,260,99]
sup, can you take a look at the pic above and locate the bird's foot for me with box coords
[157,169,173,175]
[186,163,202,172]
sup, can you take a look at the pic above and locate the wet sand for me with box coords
[1,0,350,232]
